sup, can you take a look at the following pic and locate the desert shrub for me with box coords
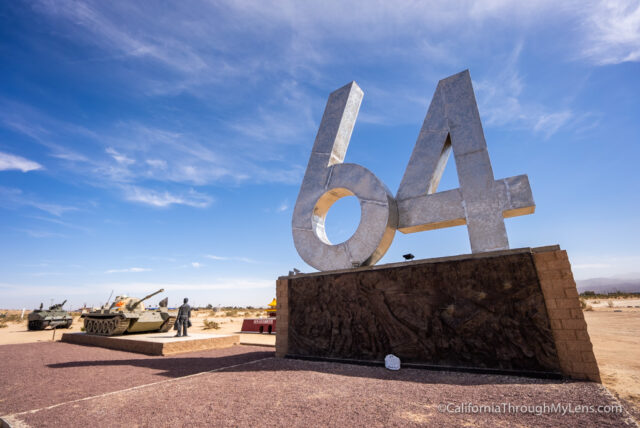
[0,321,7,328]
[224,310,239,317]
[607,300,614,308]
[203,319,220,330]
[2,314,24,324]
[580,298,594,311]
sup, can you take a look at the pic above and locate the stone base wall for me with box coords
[532,249,600,381]
[62,333,239,356]
[276,246,600,382]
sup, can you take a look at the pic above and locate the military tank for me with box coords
[28,300,73,330]
[82,288,175,336]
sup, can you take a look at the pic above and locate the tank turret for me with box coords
[49,300,67,311]
[129,289,165,310]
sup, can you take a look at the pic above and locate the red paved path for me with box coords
[1,342,636,427]
[0,342,273,414]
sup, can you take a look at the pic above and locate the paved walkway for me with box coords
[1,342,636,427]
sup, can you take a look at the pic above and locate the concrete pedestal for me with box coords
[276,246,600,381]
[62,332,239,356]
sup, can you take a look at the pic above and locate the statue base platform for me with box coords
[61,332,239,356]
[276,246,600,382]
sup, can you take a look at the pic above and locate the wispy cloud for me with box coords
[580,0,640,64]
[29,215,92,234]
[20,229,66,238]
[34,0,208,74]
[123,185,213,208]
[105,267,152,274]
[0,186,77,216]
[191,262,202,268]
[105,147,134,165]
[474,43,575,138]
[573,263,613,269]
[0,278,273,298]
[0,151,42,172]
[276,200,289,212]
[204,255,258,264]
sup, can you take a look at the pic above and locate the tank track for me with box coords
[159,316,177,332]
[28,320,46,331]
[83,316,130,336]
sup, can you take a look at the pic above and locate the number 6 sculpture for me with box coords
[292,70,535,271]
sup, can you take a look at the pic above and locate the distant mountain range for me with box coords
[576,277,640,294]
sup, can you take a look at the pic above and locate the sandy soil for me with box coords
[584,310,640,412]
[583,298,640,309]
[0,309,276,347]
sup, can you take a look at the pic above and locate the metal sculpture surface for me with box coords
[292,70,535,271]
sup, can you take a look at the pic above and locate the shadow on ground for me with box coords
[49,350,575,386]
[48,350,275,377]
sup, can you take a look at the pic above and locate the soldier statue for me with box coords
[174,297,192,337]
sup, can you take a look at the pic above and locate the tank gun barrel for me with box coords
[129,288,165,310]
[49,299,67,309]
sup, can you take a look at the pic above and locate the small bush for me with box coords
[224,310,239,317]
[4,314,23,323]
[607,300,614,308]
[0,321,7,329]
[203,319,220,330]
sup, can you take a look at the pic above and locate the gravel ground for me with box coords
[1,343,637,427]
[0,342,273,414]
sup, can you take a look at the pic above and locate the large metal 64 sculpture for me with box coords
[292,70,535,271]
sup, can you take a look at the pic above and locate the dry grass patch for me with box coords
[203,319,220,330]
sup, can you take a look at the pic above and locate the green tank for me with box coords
[83,288,176,336]
[28,300,73,330]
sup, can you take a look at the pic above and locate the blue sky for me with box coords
[1,1,639,309]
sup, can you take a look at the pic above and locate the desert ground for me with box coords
[1,300,638,426]
[0,309,277,347]
[582,298,640,414]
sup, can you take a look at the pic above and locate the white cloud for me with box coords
[276,200,289,212]
[533,111,575,138]
[123,185,213,208]
[573,263,613,269]
[474,44,575,138]
[106,147,135,165]
[0,278,273,299]
[580,0,640,64]
[0,186,77,216]
[205,255,258,264]
[191,262,202,268]
[0,151,42,172]
[29,215,92,233]
[105,267,151,274]
[145,159,167,169]
[21,229,66,238]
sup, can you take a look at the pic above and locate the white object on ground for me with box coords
[385,354,401,370]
